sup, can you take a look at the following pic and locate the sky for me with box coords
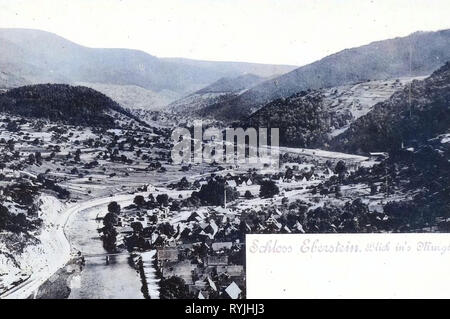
[0,0,449,66]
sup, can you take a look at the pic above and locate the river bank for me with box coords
[1,195,73,299]
[64,193,146,299]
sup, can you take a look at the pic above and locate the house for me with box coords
[226,180,237,188]
[200,220,219,239]
[199,221,209,229]
[207,277,217,291]
[187,212,203,223]
[193,280,208,289]
[282,225,292,233]
[157,248,179,262]
[265,216,282,231]
[178,227,192,240]
[225,281,242,299]
[161,260,195,285]
[120,226,134,235]
[212,242,233,251]
[214,206,231,215]
[216,265,244,278]
[295,221,305,233]
[207,256,228,266]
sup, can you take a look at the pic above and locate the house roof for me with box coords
[207,277,217,291]
[212,242,233,251]
[226,180,237,187]
[225,282,242,299]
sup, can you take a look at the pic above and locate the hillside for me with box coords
[331,62,450,154]
[240,91,331,148]
[75,82,178,111]
[160,58,295,78]
[168,74,265,115]
[0,29,295,98]
[196,74,265,94]
[0,84,130,127]
[201,29,450,121]
[326,64,450,230]
[240,77,421,148]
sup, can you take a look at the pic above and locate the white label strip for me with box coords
[246,233,450,299]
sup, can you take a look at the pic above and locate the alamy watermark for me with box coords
[171,121,280,169]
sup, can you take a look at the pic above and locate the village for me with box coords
[0,107,414,299]
[95,137,394,299]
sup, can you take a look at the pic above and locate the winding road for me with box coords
[1,192,141,299]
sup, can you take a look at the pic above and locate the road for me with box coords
[0,192,138,299]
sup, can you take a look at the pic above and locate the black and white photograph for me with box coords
[0,0,449,301]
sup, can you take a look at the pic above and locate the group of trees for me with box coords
[0,181,43,233]
[132,193,170,209]
[259,180,279,198]
[101,201,121,252]
[191,177,239,206]
[0,204,38,233]
[159,276,194,299]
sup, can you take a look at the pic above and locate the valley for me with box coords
[0,27,449,300]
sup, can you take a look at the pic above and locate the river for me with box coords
[64,197,145,299]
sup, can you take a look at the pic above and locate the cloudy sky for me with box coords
[1,0,449,66]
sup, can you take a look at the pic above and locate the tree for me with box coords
[192,178,239,206]
[74,149,81,162]
[6,121,19,132]
[177,177,191,190]
[102,226,118,252]
[160,276,192,299]
[35,152,43,165]
[108,201,121,214]
[28,153,36,164]
[103,212,118,228]
[244,190,253,199]
[133,195,146,207]
[0,205,11,231]
[171,200,181,211]
[335,160,347,176]
[193,180,201,189]
[259,180,280,198]
[158,222,175,237]
[370,182,378,195]
[285,168,294,180]
[131,221,144,233]
[335,185,343,198]
[156,194,169,206]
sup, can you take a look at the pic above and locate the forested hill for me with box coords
[201,29,450,121]
[239,90,332,148]
[238,77,414,149]
[331,62,450,154]
[0,84,131,127]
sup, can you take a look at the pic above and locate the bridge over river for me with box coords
[64,195,160,299]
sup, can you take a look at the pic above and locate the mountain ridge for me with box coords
[168,73,267,115]
[200,29,450,121]
[0,28,296,99]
